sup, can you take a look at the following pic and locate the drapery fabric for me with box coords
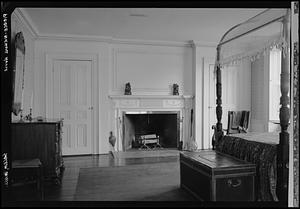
[216,9,288,68]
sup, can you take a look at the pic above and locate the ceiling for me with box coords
[20,8,266,44]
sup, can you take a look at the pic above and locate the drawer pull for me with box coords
[227,179,242,188]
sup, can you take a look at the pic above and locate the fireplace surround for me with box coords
[109,95,194,152]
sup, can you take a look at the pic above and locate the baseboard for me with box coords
[63,153,109,158]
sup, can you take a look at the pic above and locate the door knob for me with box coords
[88,106,93,110]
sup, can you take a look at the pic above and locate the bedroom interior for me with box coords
[1,1,298,207]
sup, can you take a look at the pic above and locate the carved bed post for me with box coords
[277,11,290,203]
[213,46,223,150]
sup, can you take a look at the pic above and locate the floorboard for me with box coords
[8,149,189,202]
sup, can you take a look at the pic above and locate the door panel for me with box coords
[53,60,92,155]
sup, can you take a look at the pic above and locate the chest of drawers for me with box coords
[12,119,64,183]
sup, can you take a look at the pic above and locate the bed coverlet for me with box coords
[216,132,279,201]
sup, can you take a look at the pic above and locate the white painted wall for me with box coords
[109,43,193,96]
[34,38,193,154]
[11,10,35,121]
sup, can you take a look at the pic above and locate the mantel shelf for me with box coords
[108,95,194,99]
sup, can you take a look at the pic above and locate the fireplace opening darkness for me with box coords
[123,112,179,151]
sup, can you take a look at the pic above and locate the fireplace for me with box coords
[109,95,194,152]
[123,111,180,151]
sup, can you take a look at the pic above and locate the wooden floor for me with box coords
[10,150,180,201]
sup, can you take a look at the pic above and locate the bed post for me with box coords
[277,10,290,203]
[213,46,223,150]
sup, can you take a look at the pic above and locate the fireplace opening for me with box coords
[122,111,180,151]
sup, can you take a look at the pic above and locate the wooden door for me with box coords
[53,60,92,155]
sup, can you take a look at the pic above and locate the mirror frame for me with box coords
[12,31,25,116]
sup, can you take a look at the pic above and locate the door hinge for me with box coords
[294,1,299,14]
[294,42,299,66]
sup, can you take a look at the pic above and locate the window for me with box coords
[269,48,281,122]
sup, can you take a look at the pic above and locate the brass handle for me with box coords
[227,178,242,188]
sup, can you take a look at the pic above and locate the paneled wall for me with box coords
[34,39,193,154]
[110,44,193,95]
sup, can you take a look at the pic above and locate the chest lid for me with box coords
[180,150,255,175]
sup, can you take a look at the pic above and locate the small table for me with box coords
[12,158,44,200]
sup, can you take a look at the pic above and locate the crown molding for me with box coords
[111,38,191,47]
[37,33,114,43]
[108,95,194,99]
[14,8,39,39]
[189,40,218,48]
[37,33,192,47]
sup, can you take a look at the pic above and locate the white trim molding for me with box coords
[189,40,218,48]
[14,8,39,38]
[37,33,192,47]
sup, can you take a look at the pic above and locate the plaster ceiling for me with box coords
[20,8,266,44]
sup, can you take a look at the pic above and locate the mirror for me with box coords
[12,32,25,116]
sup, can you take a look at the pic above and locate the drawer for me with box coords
[215,175,255,201]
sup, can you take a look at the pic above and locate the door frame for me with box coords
[46,52,98,155]
[202,57,215,150]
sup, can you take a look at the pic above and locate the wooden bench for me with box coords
[180,150,256,201]
[12,158,44,200]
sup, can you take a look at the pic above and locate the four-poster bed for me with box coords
[212,8,290,202]
[180,8,291,203]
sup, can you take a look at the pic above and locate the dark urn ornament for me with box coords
[124,82,132,95]
[173,83,179,95]
[109,131,116,147]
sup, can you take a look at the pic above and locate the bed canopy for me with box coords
[216,9,288,67]
[213,8,290,203]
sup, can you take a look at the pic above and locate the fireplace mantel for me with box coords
[108,95,195,152]
[108,95,194,99]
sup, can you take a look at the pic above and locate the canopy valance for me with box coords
[216,9,289,68]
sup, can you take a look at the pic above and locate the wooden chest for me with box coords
[180,150,256,201]
[11,119,64,183]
